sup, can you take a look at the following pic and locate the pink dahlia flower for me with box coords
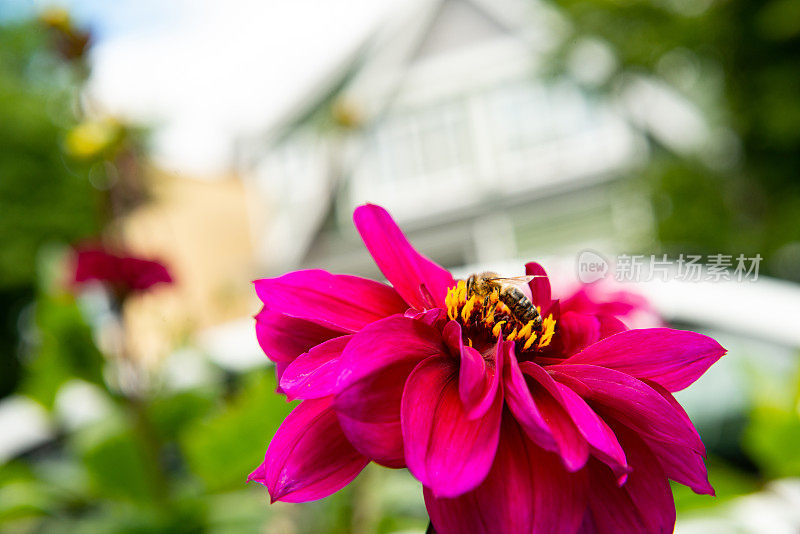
[249,204,725,533]
[72,247,173,296]
[558,280,662,331]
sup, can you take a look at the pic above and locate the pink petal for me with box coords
[583,429,676,534]
[249,397,368,503]
[643,437,714,495]
[639,380,713,494]
[255,270,407,332]
[402,356,502,498]
[255,308,342,363]
[518,362,589,471]
[406,307,448,328]
[558,312,602,356]
[596,314,628,339]
[564,328,726,392]
[562,286,654,321]
[551,379,629,482]
[425,417,587,534]
[353,204,455,309]
[581,423,677,534]
[613,424,676,533]
[274,361,290,394]
[336,415,405,469]
[334,316,446,422]
[525,262,551,307]
[549,364,705,454]
[443,321,500,419]
[280,336,352,401]
[642,378,706,456]
[334,315,447,467]
[503,346,558,453]
[584,460,647,534]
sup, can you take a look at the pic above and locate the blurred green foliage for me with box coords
[744,363,800,478]
[0,20,100,398]
[0,22,99,289]
[20,292,105,408]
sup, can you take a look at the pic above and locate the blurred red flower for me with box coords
[72,247,172,296]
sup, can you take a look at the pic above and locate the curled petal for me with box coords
[525,262,552,308]
[643,437,714,495]
[402,356,502,498]
[444,321,500,419]
[564,328,726,392]
[549,364,705,454]
[249,397,368,503]
[518,362,589,471]
[503,346,558,452]
[255,270,407,332]
[354,204,455,309]
[550,379,629,481]
[335,316,446,422]
[280,336,352,401]
[406,307,448,329]
[255,308,341,363]
[425,417,587,534]
[640,379,713,493]
[642,379,705,456]
[334,315,447,467]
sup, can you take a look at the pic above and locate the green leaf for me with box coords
[181,371,294,493]
[78,426,154,503]
[21,293,105,408]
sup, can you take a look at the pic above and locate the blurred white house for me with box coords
[239,0,649,278]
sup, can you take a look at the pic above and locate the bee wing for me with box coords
[485,275,545,283]
[485,275,547,290]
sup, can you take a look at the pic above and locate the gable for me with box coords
[412,0,515,62]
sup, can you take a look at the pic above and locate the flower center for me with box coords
[445,280,556,352]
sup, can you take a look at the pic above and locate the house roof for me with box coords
[246,0,551,149]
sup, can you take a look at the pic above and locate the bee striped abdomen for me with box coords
[500,287,542,328]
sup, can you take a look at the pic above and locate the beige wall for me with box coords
[121,171,260,366]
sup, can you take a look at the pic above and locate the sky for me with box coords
[31,0,404,174]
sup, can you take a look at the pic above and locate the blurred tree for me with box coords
[0,20,101,398]
[548,0,800,280]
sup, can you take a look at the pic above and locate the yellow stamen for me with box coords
[522,333,538,351]
[507,328,519,341]
[461,295,478,322]
[518,320,535,339]
[457,280,467,305]
[467,337,473,347]
[484,306,495,325]
[492,321,506,337]
[538,314,556,348]
[445,285,458,320]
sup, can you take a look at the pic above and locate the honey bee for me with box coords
[465,271,543,330]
